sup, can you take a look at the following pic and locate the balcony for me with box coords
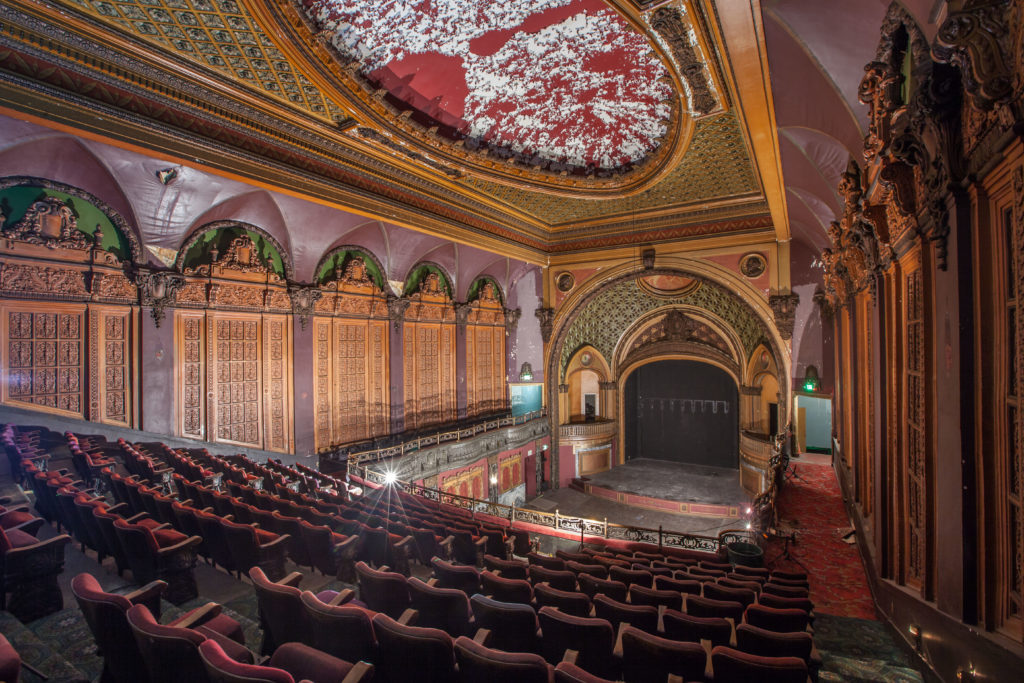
[559,419,617,440]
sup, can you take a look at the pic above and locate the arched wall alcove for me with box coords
[621,359,739,468]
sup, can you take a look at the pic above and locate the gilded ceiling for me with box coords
[0,0,777,255]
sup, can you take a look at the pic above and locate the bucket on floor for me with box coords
[726,541,764,567]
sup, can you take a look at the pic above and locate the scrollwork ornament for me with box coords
[454,302,472,327]
[138,270,185,326]
[535,307,555,343]
[288,284,322,330]
[932,0,1014,110]
[768,293,800,341]
[386,296,410,333]
[503,307,521,334]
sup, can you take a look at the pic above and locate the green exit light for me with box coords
[803,381,816,392]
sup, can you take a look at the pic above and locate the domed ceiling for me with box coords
[300,0,672,175]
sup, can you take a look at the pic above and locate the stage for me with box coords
[524,458,750,539]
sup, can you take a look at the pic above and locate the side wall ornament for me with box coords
[288,284,322,330]
[504,307,521,334]
[932,0,1014,110]
[535,307,555,344]
[649,7,717,115]
[454,301,472,327]
[5,197,91,250]
[386,296,410,332]
[768,293,800,341]
[138,270,185,326]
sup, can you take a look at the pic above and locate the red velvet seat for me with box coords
[431,556,482,595]
[710,645,808,683]
[744,604,811,633]
[686,594,745,623]
[554,550,591,564]
[299,520,361,582]
[564,560,608,580]
[454,635,554,683]
[736,623,819,672]
[577,574,627,603]
[527,551,567,570]
[470,593,541,654]
[73,571,244,683]
[703,582,758,609]
[655,574,702,595]
[662,608,733,647]
[250,566,334,655]
[759,593,815,614]
[553,661,616,683]
[619,625,709,683]
[533,582,592,618]
[528,565,578,592]
[300,591,378,665]
[763,582,811,598]
[408,576,475,636]
[718,576,763,593]
[481,569,535,604]
[609,565,653,589]
[356,560,411,619]
[484,554,529,580]
[0,522,70,621]
[372,612,457,683]
[537,606,615,677]
[592,594,659,635]
[220,517,290,581]
[629,584,683,611]
[0,633,20,683]
[112,517,200,604]
[127,603,254,683]
[199,638,373,683]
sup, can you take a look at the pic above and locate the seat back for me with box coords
[686,594,745,622]
[532,583,592,618]
[299,521,339,575]
[299,591,378,663]
[483,554,528,580]
[654,575,702,595]
[372,612,456,683]
[526,552,566,570]
[628,584,683,611]
[577,574,627,602]
[661,608,732,647]
[744,605,811,633]
[592,594,659,635]
[0,633,20,683]
[710,645,808,683]
[704,582,757,608]
[249,566,311,654]
[430,556,481,594]
[564,561,608,580]
[537,606,614,676]
[407,577,473,636]
[736,623,813,662]
[608,565,653,589]
[454,635,552,683]
[481,570,534,605]
[619,625,708,683]
[72,572,155,682]
[126,603,208,683]
[196,510,236,572]
[356,561,410,618]
[198,639,293,683]
[528,565,577,592]
[469,594,540,654]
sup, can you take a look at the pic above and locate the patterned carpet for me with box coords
[766,461,877,620]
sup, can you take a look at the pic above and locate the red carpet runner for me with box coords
[765,462,877,620]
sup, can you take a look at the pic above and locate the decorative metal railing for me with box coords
[350,463,728,554]
[558,419,617,439]
[340,409,547,465]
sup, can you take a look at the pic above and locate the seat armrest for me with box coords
[613,621,629,658]
[328,589,355,607]
[260,533,291,551]
[11,518,45,536]
[106,502,129,514]
[472,628,492,645]
[279,571,304,587]
[169,602,222,628]
[340,661,375,683]
[426,577,439,587]
[6,533,71,558]
[152,523,171,531]
[125,580,168,609]
[561,650,579,665]
[125,512,151,523]
[398,608,418,626]
[156,535,203,555]
[1,505,29,514]
[439,535,454,548]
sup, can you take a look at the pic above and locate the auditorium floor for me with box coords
[584,458,748,505]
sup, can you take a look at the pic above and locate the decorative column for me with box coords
[454,302,471,420]
[739,385,762,433]
[289,285,322,458]
[387,297,409,434]
[558,383,569,425]
[598,380,617,420]
[769,292,800,341]
[504,307,521,408]
[535,307,555,344]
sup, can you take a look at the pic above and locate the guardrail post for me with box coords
[555,509,559,529]
[658,525,663,550]
[604,518,608,539]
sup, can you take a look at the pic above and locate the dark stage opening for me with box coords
[624,359,739,468]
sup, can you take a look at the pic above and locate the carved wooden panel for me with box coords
[467,324,507,417]
[177,312,206,439]
[262,315,291,453]
[2,304,84,418]
[92,306,133,427]
[855,291,874,518]
[210,315,262,448]
[403,321,456,430]
[903,259,929,593]
[312,317,388,451]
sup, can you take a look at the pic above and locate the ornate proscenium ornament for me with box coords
[648,6,717,115]
[138,270,185,326]
[769,293,800,341]
[288,284,323,330]
[535,307,555,344]
[386,295,410,333]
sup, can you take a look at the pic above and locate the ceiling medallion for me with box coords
[739,253,767,279]
[556,272,576,292]
[270,0,700,195]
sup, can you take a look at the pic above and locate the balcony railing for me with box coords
[337,409,547,465]
[558,419,617,439]
[349,462,733,554]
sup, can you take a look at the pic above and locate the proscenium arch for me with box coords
[0,175,145,264]
[174,220,295,281]
[616,355,741,469]
[611,305,745,376]
[545,259,791,486]
[314,244,388,289]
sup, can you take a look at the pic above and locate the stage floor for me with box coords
[586,458,748,506]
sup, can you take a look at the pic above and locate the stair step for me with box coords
[0,609,92,682]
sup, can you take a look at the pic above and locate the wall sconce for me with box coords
[489,475,498,485]
[519,362,534,381]
[802,365,820,392]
